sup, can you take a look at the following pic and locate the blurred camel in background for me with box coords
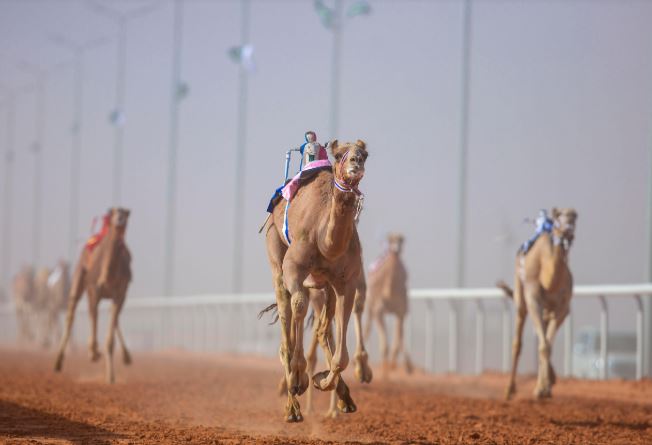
[365,233,413,374]
[42,260,71,348]
[55,208,133,384]
[497,207,578,400]
[13,265,36,344]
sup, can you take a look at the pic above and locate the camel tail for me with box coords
[496,280,514,299]
[257,303,279,325]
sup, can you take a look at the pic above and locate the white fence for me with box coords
[0,284,650,379]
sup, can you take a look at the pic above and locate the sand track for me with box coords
[0,347,650,444]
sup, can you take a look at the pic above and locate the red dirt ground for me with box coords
[0,347,650,444]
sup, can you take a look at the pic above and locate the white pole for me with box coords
[599,295,608,380]
[329,0,343,138]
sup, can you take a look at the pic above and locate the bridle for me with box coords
[332,149,365,222]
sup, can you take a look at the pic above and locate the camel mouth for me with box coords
[346,167,364,181]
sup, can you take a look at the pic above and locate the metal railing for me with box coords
[0,283,650,379]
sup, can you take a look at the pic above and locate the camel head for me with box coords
[109,207,131,234]
[330,139,368,189]
[551,207,577,249]
[387,233,404,254]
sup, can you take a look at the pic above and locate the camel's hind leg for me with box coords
[116,323,132,365]
[523,283,552,399]
[54,266,85,372]
[304,290,324,414]
[353,278,373,383]
[545,304,569,388]
[87,289,101,362]
[373,311,389,376]
[505,277,526,400]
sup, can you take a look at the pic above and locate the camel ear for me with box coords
[355,140,366,150]
[551,207,560,219]
[329,139,345,160]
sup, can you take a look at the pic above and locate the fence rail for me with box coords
[1,283,650,379]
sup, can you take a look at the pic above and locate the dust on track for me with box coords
[0,347,650,444]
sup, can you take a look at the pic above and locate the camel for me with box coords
[497,207,578,400]
[265,139,368,422]
[33,267,51,347]
[365,233,412,374]
[42,260,71,348]
[12,265,36,344]
[54,207,133,384]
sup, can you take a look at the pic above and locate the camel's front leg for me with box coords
[390,315,413,374]
[352,281,372,383]
[314,281,354,391]
[524,285,551,399]
[104,299,123,384]
[283,262,310,398]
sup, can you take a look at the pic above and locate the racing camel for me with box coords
[54,208,133,384]
[366,233,413,374]
[265,139,368,422]
[497,207,578,400]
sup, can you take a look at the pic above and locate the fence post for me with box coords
[502,298,510,372]
[475,299,484,375]
[635,295,643,380]
[599,295,608,380]
[448,300,458,373]
[425,300,433,372]
[564,310,573,377]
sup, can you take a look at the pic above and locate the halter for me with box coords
[332,149,365,222]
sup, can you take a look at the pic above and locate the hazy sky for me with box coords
[0,0,651,317]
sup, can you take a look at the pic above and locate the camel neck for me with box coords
[540,235,568,290]
[319,185,358,260]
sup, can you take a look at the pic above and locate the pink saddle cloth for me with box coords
[281,159,332,201]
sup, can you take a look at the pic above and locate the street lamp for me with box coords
[89,0,162,205]
[164,0,189,296]
[313,0,371,138]
[49,33,111,262]
[227,0,253,294]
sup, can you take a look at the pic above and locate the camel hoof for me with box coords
[533,386,551,400]
[325,409,338,419]
[89,350,101,362]
[285,401,303,423]
[54,355,64,372]
[122,350,132,366]
[312,370,336,391]
[354,353,373,384]
[505,383,516,401]
[337,397,357,414]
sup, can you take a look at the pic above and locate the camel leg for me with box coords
[353,280,373,383]
[104,298,123,384]
[313,287,356,417]
[523,284,551,399]
[304,291,323,414]
[313,281,355,393]
[116,323,132,365]
[390,314,412,374]
[505,278,526,400]
[545,305,569,388]
[54,267,85,372]
[87,290,101,362]
[374,312,389,376]
[265,227,301,422]
[282,257,310,398]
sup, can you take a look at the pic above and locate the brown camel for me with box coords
[42,260,71,349]
[33,267,51,347]
[497,207,578,400]
[365,233,413,374]
[12,265,36,344]
[54,207,133,384]
[265,139,368,422]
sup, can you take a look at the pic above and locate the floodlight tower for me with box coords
[49,34,111,262]
[89,1,161,205]
[164,0,188,296]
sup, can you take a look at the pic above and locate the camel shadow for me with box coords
[0,400,121,444]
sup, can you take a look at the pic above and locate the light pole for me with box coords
[16,60,47,266]
[314,0,371,138]
[164,0,187,296]
[49,34,110,262]
[0,86,15,289]
[230,0,251,294]
[89,1,161,205]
